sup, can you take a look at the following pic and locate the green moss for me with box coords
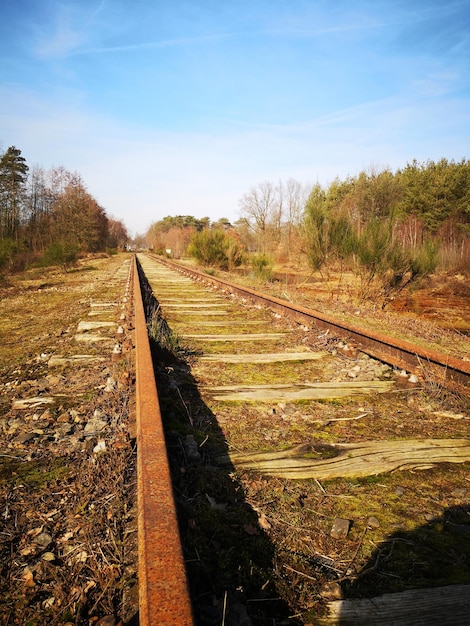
[0,457,70,488]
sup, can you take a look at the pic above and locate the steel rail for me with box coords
[152,255,470,392]
[132,256,194,625]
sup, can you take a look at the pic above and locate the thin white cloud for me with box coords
[78,20,385,58]
[413,71,461,97]
[33,0,109,59]
[88,0,107,24]
[33,9,83,58]
[70,32,237,56]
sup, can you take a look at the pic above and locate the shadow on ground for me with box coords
[332,503,470,625]
[138,265,295,625]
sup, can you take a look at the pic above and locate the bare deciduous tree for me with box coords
[239,178,309,259]
[239,181,277,252]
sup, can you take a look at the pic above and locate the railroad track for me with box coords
[132,253,470,624]
[132,256,194,625]
[153,256,470,393]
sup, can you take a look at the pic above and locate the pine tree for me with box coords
[0,146,29,240]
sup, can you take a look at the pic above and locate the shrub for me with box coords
[0,238,18,273]
[225,237,245,271]
[41,243,79,270]
[187,229,244,270]
[250,253,274,282]
[381,238,439,308]
[410,238,439,277]
[303,202,330,272]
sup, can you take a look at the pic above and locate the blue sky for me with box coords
[1,1,469,235]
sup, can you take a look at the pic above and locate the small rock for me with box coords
[258,513,271,530]
[367,516,380,528]
[96,616,116,626]
[14,431,37,444]
[84,412,107,434]
[330,518,351,539]
[55,423,74,437]
[104,377,117,392]
[22,565,35,587]
[320,581,343,600]
[33,532,52,548]
[7,418,22,434]
[226,602,251,626]
[73,411,84,423]
[47,375,62,385]
[118,371,131,387]
[93,439,107,454]
[184,434,201,462]
[395,486,404,497]
[83,438,95,454]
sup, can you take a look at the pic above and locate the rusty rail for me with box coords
[152,255,470,392]
[132,256,194,625]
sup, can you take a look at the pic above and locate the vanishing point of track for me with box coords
[130,253,469,623]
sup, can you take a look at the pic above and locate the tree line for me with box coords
[145,158,469,305]
[4,141,467,300]
[236,160,469,264]
[0,146,128,272]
